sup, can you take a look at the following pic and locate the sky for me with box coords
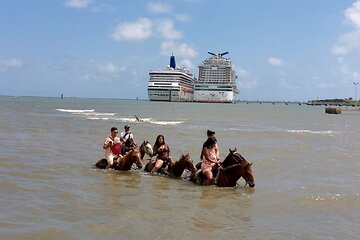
[1,0,360,101]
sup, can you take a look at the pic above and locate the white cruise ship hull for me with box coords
[193,84,235,103]
[148,85,194,102]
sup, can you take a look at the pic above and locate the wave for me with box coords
[145,119,186,125]
[286,130,338,135]
[225,127,338,136]
[87,117,110,121]
[73,112,116,116]
[86,116,187,125]
[56,108,94,113]
[56,108,116,117]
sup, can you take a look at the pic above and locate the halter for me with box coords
[215,162,252,186]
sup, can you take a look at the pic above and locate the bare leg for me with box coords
[151,159,164,173]
[204,170,213,185]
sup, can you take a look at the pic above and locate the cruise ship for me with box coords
[193,52,239,103]
[148,55,195,102]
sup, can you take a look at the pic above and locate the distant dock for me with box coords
[237,100,305,105]
[307,100,360,107]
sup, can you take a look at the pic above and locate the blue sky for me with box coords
[1,0,360,101]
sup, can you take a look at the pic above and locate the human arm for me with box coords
[103,137,112,149]
[154,144,171,161]
[203,148,220,164]
[215,143,220,161]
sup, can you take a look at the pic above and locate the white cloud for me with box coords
[279,78,297,89]
[345,0,360,29]
[156,20,183,40]
[333,57,360,84]
[147,2,172,14]
[235,67,257,89]
[332,31,360,55]
[179,59,195,70]
[65,0,93,9]
[236,67,250,78]
[97,63,126,75]
[111,18,152,41]
[176,14,191,22]
[315,82,334,89]
[332,0,360,55]
[0,58,23,72]
[160,41,197,58]
[268,57,285,67]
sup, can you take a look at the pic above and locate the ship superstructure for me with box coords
[148,55,195,102]
[193,52,239,103]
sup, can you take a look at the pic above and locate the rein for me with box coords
[215,162,250,186]
[219,162,243,171]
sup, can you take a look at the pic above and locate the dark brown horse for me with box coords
[192,149,255,187]
[144,153,197,177]
[95,147,143,171]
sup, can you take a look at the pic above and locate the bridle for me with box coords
[218,156,253,187]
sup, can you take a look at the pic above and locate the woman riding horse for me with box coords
[192,148,255,187]
[144,153,197,177]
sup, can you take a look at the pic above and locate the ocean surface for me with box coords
[0,96,359,240]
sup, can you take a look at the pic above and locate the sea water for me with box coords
[0,96,359,239]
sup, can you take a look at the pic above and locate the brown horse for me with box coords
[144,153,197,177]
[95,147,143,171]
[192,148,255,187]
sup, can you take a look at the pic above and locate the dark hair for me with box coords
[203,136,217,149]
[207,130,215,137]
[111,127,117,132]
[124,125,130,129]
[154,134,165,147]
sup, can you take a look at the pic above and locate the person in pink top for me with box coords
[201,136,221,185]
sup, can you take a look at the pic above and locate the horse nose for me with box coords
[249,182,255,188]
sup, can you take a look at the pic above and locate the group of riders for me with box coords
[103,125,221,185]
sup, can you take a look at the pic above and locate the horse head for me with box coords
[179,153,197,173]
[222,148,255,188]
[140,140,153,160]
[243,162,255,188]
[169,153,197,177]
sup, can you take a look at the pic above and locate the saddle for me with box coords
[193,165,219,184]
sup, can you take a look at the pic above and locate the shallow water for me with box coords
[0,96,359,239]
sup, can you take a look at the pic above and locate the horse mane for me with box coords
[221,148,248,168]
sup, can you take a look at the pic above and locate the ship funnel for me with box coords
[169,55,176,69]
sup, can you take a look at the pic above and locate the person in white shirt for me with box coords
[120,125,135,154]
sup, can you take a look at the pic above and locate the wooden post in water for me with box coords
[325,107,341,114]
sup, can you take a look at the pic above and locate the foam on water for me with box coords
[87,116,187,125]
[56,108,186,125]
[286,129,338,136]
[56,108,95,113]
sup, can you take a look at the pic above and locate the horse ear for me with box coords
[250,162,253,166]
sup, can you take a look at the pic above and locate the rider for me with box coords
[200,130,220,162]
[120,125,136,155]
[151,135,172,174]
[103,127,121,168]
[201,136,221,185]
